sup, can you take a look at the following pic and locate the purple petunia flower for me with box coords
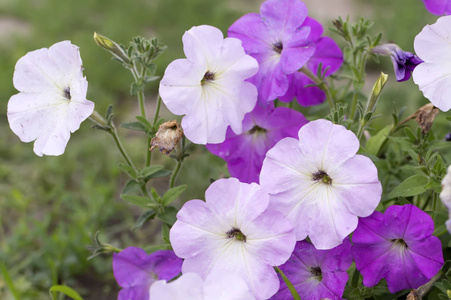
[352,204,444,293]
[271,237,352,300]
[228,0,316,105]
[372,43,423,82]
[260,119,382,250]
[422,0,451,15]
[113,247,182,300]
[279,17,343,106]
[206,105,308,184]
[170,177,296,300]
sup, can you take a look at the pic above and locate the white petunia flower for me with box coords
[413,16,451,112]
[7,41,94,156]
[440,165,451,233]
[159,25,259,144]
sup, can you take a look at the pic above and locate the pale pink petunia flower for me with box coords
[7,41,94,156]
[260,119,382,250]
[159,25,259,144]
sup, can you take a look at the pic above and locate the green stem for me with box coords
[436,228,449,237]
[170,160,183,188]
[300,66,334,109]
[109,123,138,173]
[349,92,359,121]
[275,266,301,300]
[147,95,162,167]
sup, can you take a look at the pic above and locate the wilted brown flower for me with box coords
[150,120,183,154]
[415,103,439,134]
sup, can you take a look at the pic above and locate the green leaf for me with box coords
[145,244,172,253]
[147,169,172,179]
[158,206,178,226]
[365,125,390,156]
[0,262,20,300]
[162,223,170,244]
[133,209,156,230]
[162,185,187,206]
[49,285,83,300]
[404,127,417,142]
[117,163,137,178]
[121,179,141,195]
[141,165,164,180]
[130,82,143,96]
[121,121,146,132]
[121,195,151,207]
[387,174,429,199]
[136,116,152,129]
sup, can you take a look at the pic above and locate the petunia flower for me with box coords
[260,119,382,250]
[352,204,444,293]
[271,238,352,300]
[228,0,316,105]
[372,43,423,82]
[159,25,258,144]
[7,41,95,156]
[413,16,451,111]
[112,247,182,300]
[170,177,296,300]
[206,105,308,184]
[440,165,451,233]
[149,270,256,300]
[422,0,451,15]
[279,17,343,106]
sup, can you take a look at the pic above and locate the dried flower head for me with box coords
[150,120,183,154]
[415,103,439,134]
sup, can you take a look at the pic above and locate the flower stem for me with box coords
[407,270,443,299]
[170,160,183,188]
[300,66,334,109]
[275,266,301,300]
[109,122,138,174]
[147,95,162,167]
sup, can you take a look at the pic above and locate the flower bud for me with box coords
[366,72,388,113]
[150,120,183,154]
[93,32,130,64]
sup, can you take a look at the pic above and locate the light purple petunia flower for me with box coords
[7,41,94,156]
[279,17,343,106]
[260,119,382,250]
[150,270,256,300]
[112,247,182,300]
[372,43,423,82]
[413,16,451,111]
[228,0,316,105]
[170,177,296,300]
[352,204,444,293]
[271,237,352,300]
[206,105,308,184]
[159,25,258,144]
[422,0,451,15]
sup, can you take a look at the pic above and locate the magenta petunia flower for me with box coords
[413,16,451,111]
[159,25,258,144]
[372,43,423,82]
[279,17,343,106]
[150,270,256,300]
[170,178,296,300]
[271,237,352,300]
[352,204,444,293]
[228,0,316,105]
[260,119,382,250]
[206,105,308,184]
[422,0,451,15]
[112,247,182,300]
[7,41,94,156]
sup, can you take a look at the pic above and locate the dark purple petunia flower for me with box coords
[113,247,183,300]
[271,237,352,300]
[422,0,451,15]
[352,204,444,293]
[206,105,308,184]
[372,43,423,82]
[279,17,343,106]
[228,0,316,106]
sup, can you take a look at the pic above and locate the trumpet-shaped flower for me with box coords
[422,0,451,15]
[150,270,255,300]
[279,17,343,106]
[228,0,316,105]
[113,247,182,300]
[159,25,258,144]
[206,105,308,184]
[440,165,451,233]
[7,41,94,156]
[260,119,382,249]
[352,204,444,293]
[413,16,451,111]
[170,178,296,300]
[271,238,352,300]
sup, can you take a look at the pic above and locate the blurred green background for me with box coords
[0,0,446,299]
